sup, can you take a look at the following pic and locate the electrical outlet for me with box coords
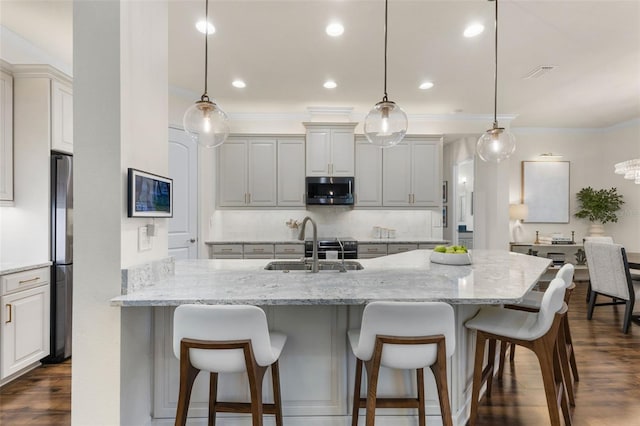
[138,226,152,251]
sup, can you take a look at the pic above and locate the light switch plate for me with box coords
[138,226,152,251]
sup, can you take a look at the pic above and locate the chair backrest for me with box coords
[529,277,567,340]
[583,236,614,243]
[355,301,455,369]
[584,242,633,300]
[556,263,575,289]
[173,305,276,372]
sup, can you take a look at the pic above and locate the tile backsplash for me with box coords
[210,208,442,240]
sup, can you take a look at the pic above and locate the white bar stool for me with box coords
[498,264,578,405]
[348,301,455,426]
[172,305,287,426]
[465,277,571,426]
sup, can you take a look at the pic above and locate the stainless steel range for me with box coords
[305,237,358,259]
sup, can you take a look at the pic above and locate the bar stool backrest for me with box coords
[556,263,575,289]
[584,242,633,301]
[530,277,567,340]
[355,301,455,369]
[173,305,276,373]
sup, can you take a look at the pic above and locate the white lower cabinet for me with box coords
[1,276,50,380]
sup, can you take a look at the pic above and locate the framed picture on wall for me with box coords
[442,181,448,203]
[522,161,570,223]
[443,206,448,228]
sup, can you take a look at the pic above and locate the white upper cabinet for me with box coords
[0,69,13,202]
[218,137,277,207]
[277,138,305,206]
[382,136,442,207]
[304,123,356,177]
[354,136,382,206]
[51,80,73,154]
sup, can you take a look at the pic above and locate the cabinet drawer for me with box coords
[210,244,243,259]
[387,244,418,255]
[418,243,439,249]
[243,244,274,255]
[274,244,304,256]
[358,244,387,257]
[1,267,50,295]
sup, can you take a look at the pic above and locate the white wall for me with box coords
[73,1,168,425]
[510,119,640,251]
[0,75,50,264]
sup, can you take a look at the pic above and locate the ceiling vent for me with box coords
[523,65,557,79]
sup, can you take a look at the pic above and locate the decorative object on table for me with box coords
[183,0,230,148]
[571,231,575,244]
[522,161,570,223]
[537,234,574,245]
[509,203,528,243]
[476,0,516,163]
[431,245,471,265]
[614,158,640,184]
[363,0,407,148]
[534,231,540,244]
[527,248,539,257]
[574,187,624,236]
[575,248,587,265]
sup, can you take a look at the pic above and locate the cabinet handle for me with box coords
[19,277,40,285]
[248,193,251,204]
[5,304,11,324]
[189,238,196,243]
[284,248,295,252]
[221,248,233,252]
[252,248,264,252]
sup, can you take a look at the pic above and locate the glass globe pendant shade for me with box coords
[476,125,516,163]
[364,101,408,148]
[183,97,230,148]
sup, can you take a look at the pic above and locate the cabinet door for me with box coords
[330,129,355,176]
[51,80,74,154]
[247,139,277,206]
[1,285,50,379]
[0,70,13,201]
[382,142,411,206]
[411,140,440,206]
[218,139,248,206]
[355,138,382,206]
[277,139,305,206]
[306,129,331,176]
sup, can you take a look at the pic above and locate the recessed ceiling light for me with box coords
[196,21,215,35]
[419,81,434,90]
[323,80,337,89]
[232,80,246,88]
[326,22,344,37]
[463,23,484,38]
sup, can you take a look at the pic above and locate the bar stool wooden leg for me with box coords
[208,372,218,426]
[364,359,381,426]
[554,342,573,426]
[271,361,283,426]
[556,320,575,406]
[469,331,487,426]
[176,344,201,426]
[533,338,562,426]
[416,368,426,426]
[430,341,453,426]
[497,341,506,380]
[485,339,497,397]
[564,317,579,382]
[352,359,363,426]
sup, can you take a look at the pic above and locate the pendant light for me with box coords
[476,0,515,163]
[183,0,229,148]
[364,0,408,148]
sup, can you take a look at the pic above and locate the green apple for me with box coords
[434,245,447,253]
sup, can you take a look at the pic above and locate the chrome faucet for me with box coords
[336,237,347,272]
[298,216,319,273]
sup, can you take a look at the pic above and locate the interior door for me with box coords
[168,127,198,260]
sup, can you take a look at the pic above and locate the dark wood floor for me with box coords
[0,283,638,425]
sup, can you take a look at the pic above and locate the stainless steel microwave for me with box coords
[305,177,354,205]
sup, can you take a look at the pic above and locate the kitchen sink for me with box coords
[264,260,364,272]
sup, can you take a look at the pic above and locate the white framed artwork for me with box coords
[521,161,570,223]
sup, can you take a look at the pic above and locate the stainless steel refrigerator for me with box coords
[47,153,73,362]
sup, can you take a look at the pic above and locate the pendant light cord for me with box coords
[383,0,388,102]
[202,0,209,101]
[493,0,498,127]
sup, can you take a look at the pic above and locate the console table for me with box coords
[510,242,589,281]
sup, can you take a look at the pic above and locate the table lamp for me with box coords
[509,203,529,243]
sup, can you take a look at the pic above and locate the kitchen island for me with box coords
[113,250,551,426]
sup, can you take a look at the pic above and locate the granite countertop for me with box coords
[205,238,448,245]
[111,250,551,307]
[0,261,52,276]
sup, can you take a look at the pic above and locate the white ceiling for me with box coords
[1,0,639,128]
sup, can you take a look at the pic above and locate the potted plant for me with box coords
[574,187,624,236]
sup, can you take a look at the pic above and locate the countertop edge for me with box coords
[0,261,53,276]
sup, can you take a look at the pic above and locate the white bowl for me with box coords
[430,251,472,265]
